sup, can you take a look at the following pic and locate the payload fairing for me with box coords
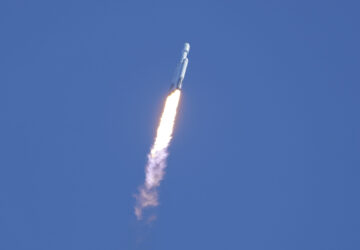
[169,43,190,91]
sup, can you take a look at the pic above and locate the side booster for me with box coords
[170,43,190,91]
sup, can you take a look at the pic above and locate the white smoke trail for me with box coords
[135,89,181,220]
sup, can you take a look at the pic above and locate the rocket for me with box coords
[169,43,190,91]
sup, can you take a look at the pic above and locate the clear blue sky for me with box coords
[1,1,359,249]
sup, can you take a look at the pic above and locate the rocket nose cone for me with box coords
[184,43,190,53]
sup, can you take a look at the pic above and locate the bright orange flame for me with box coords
[150,89,181,156]
[136,89,182,219]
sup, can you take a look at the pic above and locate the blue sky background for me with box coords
[1,1,359,249]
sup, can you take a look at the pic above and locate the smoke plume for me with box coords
[135,89,181,220]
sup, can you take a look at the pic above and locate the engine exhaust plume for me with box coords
[135,89,181,220]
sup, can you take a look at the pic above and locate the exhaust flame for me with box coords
[135,89,181,220]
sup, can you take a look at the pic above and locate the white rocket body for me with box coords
[170,43,190,91]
